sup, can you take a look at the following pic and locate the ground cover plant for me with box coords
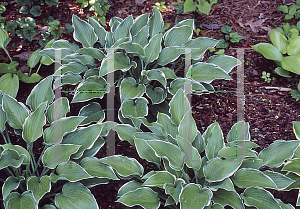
[1,0,300,208]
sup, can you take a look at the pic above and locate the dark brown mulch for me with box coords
[1,0,300,208]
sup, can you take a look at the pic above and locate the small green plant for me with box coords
[176,0,218,15]
[77,0,111,26]
[0,2,8,28]
[14,17,37,42]
[155,1,167,12]
[254,128,258,132]
[262,71,271,83]
[216,25,244,48]
[215,49,225,55]
[17,0,59,17]
[277,0,300,20]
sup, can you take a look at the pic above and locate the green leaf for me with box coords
[196,0,211,15]
[145,85,166,104]
[144,34,163,63]
[130,13,150,36]
[121,97,148,118]
[1,144,30,164]
[0,28,11,50]
[132,25,149,48]
[27,176,51,202]
[45,0,59,6]
[56,161,91,181]
[51,40,80,51]
[46,97,70,123]
[184,0,197,13]
[229,32,244,43]
[115,124,141,145]
[203,158,242,182]
[77,47,105,61]
[277,5,289,13]
[282,56,300,75]
[30,5,41,17]
[205,55,242,73]
[293,121,300,140]
[164,26,193,47]
[72,14,97,47]
[142,171,175,188]
[43,116,86,144]
[0,73,19,98]
[263,170,295,190]
[0,149,26,170]
[252,43,282,62]
[287,37,300,55]
[42,144,81,169]
[113,15,133,41]
[134,138,161,164]
[270,29,288,54]
[226,121,250,142]
[4,191,37,209]
[116,187,160,209]
[55,182,98,209]
[99,53,135,76]
[88,17,107,46]
[118,42,146,57]
[205,123,225,160]
[26,75,54,112]
[22,29,36,42]
[120,77,146,103]
[258,140,300,168]
[99,155,144,178]
[78,102,105,125]
[2,176,25,200]
[169,88,191,125]
[5,21,18,36]
[212,189,244,209]
[2,93,29,129]
[180,183,213,209]
[177,135,201,169]
[221,25,232,34]
[148,7,164,38]
[22,102,47,143]
[117,180,143,197]
[168,78,206,95]
[62,124,103,159]
[157,47,185,66]
[157,112,178,139]
[178,109,197,143]
[17,71,41,84]
[241,187,281,209]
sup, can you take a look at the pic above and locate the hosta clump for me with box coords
[38,7,241,128]
[104,88,300,209]
[0,75,128,208]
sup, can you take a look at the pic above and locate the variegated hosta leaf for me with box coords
[99,53,136,77]
[184,37,219,60]
[38,48,76,62]
[145,85,166,104]
[120,77,146,103]
[252,43,282,62]
[78,102,105,125]
[157,47,185,66]
[105,32,115,48]
[203,158,242,182]
[79,177,110,188]
[132,25,149,48]
[84,68,99,79]
[26,75,54,112]
[270,29,288,54]
[226,121,250,142]
[258,140,300,168]
[240,159,264,170]
[1,144,30,164]
[142,69,167,88]
[22,101,47,143]
[0,93,5,132]
[144,34,163,64]
[130,13,149,37]
[62,53,95,67]
[203,122,218,143]
[263,170,295,190]
[117,187,160,209]
[276,198,295,209]
[240,187,281,209]
[145,140,185,171]
[118,42,146,57]
[55,182,99,209]
[2,176,25,200]
[55,161,91,182]
[169,88,191,125]
[62,124,103,159]
[177,135,201,169]
[134,138,161,164]
[179,183,213,209]
[77,47,105,61]
[142,171,175,189]
[293,121,300,140]
[192,131,206,155]
[205,55,242,74]
[99,155,144,178]
[168,78,206,95]
[27,176,51,202]
[43,116,86,144]
[281,56,300,75]
[80,157,119,180]
[4,191,37,209]
[71,76,109,103]
[0,27,11,50]
[88,17,107,46]
[164,26,193,47]
[72,14,97,48]
[79,136,105,159]
[0,149,26,170]
[113,15,133,41]
[109,17,123,32]
[46,97,70,123]
[186,62,232,84]
[111,37,130,48]
[0,73,19,98]
[148,7,164,38]
[41,204,57,209]
[51,39,80,51]
[212,189,244,209]
[282,158,300,176]
[217,146,257,160]
[27,49,42,69]
[157,112,178,139]
[164,179,185,205]
[42,144,81,169]
[232,168,277,189]
[54,62,88,75]
[156,67,177,80]
[208,178,235,192]
[178,109,197,143]
[117,180,143,197]
[2,93,30,129]
[115,124,141,145]
[120,97,148,118]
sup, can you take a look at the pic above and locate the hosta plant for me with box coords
[0,28,55,98]
[252,27,300,101]
[38,7,241,129]
[0,75,122,208]
[99,87,300,209]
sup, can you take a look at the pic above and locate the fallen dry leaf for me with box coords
[135,0,146,6]
[13,51,32,61]
[245,19,265,33]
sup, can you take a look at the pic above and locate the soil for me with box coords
[1,0,300,208]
